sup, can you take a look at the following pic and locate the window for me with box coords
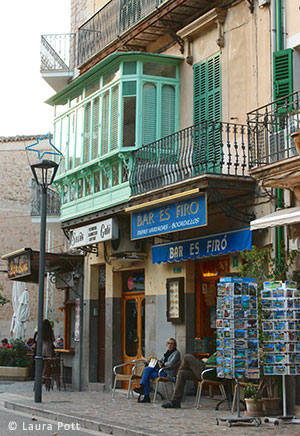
[193,54,222,173]
[101,91,109,155]
[123,270,145,292]
[143,62,176,78]
[75,107,83,167]
[69,112,76,170]
[142,82,157,145]
[83,102,92,163]
[92,97,100,159]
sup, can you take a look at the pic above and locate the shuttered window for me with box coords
[111,85,119,151]
[193,54,221,173]
[83,102,91,163]
[273,49,293,102]
[161,85,175,137]
[101,91,109,155]
[69,112,76,170]
[92,97,100,160]
[142,82,157,145]
[75,107,83,167]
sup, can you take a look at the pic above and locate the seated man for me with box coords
[162,353,212,408]
[134,338,181,403]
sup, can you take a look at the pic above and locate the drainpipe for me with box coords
[275,0,284,264]
[78,271,84,392]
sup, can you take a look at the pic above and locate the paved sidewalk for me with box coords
[0,381,300,436]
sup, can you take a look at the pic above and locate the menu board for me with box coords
[168,280,179,318]
[216,277,260,379]
[262,281,300,375]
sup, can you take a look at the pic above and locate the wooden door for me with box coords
[122,293,145,365]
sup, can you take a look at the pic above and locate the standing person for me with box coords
[134,338,181,403]
[41,319,55,357]
[162,354,206,408]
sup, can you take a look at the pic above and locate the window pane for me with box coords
[123,270,145,292]
[122,160,129,182]
[125,300,138,357]
[69,112,76,170]
[143,62,176,78]
[70,92,82,108]
[86,175,92,196]
[55,102,68,116]
[111,86,119,151]
[70,183,76,201]
[94,171,100,193]
[61,117,68,174]
[161,85,175,137]
[112,163,119,186]
[63,185,68,204]
[75,107,83,167]
[92,97,100,159]
[103,65,120,86]
[78,178,83,198]
[101,91,109,155]
[54,120,61,167]
[83,102,91,163]
[102,170,109,190]
[123,61,136,75]
[122,97,136,147]
[86,79,100,97]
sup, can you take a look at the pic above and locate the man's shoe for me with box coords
[139,395,150,403]
[134,385,144,395]
[161,400,181,409]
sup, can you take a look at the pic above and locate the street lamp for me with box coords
[30,159,58,403]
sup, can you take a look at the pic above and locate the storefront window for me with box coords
[64,288,76,350]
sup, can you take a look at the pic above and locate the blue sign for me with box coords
[131,195,207,240]
[152,228,252,264]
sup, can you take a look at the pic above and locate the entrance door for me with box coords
[122,293,145,364]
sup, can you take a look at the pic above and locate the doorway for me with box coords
[98,265,106,382]
[122,270,145,366]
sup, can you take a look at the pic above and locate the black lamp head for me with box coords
[30,159,59,189]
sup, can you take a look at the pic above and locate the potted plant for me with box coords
[0,338,31,380]
[260,376,281,416]
[244,383,264,416]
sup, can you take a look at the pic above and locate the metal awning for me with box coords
[250,207,300,231]
[1,248,83,283]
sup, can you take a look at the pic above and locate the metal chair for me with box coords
[112,358,146,399]
[151,361,181,403]
[194,367,226,408]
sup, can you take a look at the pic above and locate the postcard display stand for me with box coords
[262,280,300,426]
[215,277,261,427]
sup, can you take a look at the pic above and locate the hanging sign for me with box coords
[7,252,31,279]
[69,218,118,249]
[131,195,207,240]
[152,227,252,264]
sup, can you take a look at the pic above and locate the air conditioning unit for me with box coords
[110,232,144,256]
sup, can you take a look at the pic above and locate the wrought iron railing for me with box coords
[130,121,248,195]
[31,180,61,216]
[78,0,166,65]
[40,34,76,71]
[247,90,300,169]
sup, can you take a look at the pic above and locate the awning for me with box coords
[250,207,300,231]
[152,227,252,264]
[2,248,83,283]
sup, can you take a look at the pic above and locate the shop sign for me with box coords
[69,218,118,249]
[7,252,31,279]
[152,227,252,264]
[131,195,207,240]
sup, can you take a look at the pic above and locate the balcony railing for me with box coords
[78,0,166,66]
[130,121,248,196]
[40,34,76,71]
[247,90,300,170]
[31,180,61,217]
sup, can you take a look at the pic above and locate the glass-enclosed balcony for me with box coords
[48,52,181,221]
[130,120,250,195]
[247,90,300,169]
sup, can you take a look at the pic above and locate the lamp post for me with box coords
[30,159,58,403]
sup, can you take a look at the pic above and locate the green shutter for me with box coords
[111,85,119,151]
[83,102,91,163]
[273,49,293,101]
[193,54,222,174]
[92,97,100,160]
[161,85,175,137]
[142,82,157,145]
[101,91,109,155]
